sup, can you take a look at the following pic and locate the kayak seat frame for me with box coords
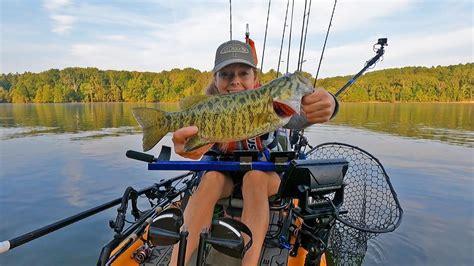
[213,151,348,219]
[210,150,295,217]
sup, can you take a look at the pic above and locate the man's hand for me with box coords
[172,126,213,160]
[301,88,336,124]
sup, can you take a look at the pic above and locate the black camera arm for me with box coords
[335,38,388,97]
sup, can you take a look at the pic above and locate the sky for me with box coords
[1,0,472,78]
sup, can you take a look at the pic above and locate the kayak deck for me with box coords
[140,210,319,266]
[143,246,172,266]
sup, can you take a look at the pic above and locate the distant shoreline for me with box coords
[1,101,472,104]
[1,63,472,104]
[341,101,474,104]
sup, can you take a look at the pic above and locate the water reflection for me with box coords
[61,160,87,208]
[0,108,472,265]
[329,103,473,147]
[0,102,472,146]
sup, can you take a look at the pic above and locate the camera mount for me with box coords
[335,38,388,97]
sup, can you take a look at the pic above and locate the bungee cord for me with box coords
[276,0,290,78]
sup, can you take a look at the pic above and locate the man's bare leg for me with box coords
[240,170,281,265]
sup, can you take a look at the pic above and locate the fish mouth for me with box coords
[273,100,299,118]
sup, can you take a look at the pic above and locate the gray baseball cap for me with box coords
[213,40,256,72]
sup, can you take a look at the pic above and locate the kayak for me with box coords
[104,206,329,266]
[97,143,402,265]
[0,142,402,266]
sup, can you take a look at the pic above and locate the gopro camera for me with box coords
[377,38,388,46]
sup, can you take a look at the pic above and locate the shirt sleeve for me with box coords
[283,93,339,130]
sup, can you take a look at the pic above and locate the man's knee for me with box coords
[196,171,233,199]
[242,170,266,194]
[200,171,226,187]
[242,171,281,197]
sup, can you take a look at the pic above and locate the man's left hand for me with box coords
[301,88,336,124]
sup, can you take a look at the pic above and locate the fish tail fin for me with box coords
[132,107,169,152]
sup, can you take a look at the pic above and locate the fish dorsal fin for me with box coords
[154,102,181,112]
[179,94,211,109]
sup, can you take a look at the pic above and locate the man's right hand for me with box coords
[172,126,213,160]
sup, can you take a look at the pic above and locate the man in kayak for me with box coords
[170,40,338,265]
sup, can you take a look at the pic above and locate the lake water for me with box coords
[0,103,472,265]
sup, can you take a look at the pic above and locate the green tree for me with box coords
[0,86,11,102]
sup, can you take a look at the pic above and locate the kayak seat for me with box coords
[209,150,296,217]
[216,193,290,218]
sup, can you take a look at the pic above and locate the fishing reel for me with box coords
[132,242,153,264]
[290,130,313,158]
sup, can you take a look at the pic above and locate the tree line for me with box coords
[0,63,472,103]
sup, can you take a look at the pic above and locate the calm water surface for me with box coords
[0,103,472,265]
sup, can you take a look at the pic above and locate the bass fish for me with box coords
[132,72,313,152]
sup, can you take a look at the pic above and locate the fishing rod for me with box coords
[335,38,387,97]
[297,0,308,71]
[291,0,336,152]
[97,174,196,266]
[229,0,232,40]
[276,0,290,78]
[300,0,312,71]
[291,38,388,152]
[314,0,337,87]
[260,0,272,72]
[0,172,192,254]
[286,0,295,74]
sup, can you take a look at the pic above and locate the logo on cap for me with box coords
[220,44,249,54]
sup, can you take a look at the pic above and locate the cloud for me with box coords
[43,0,76,34]
[2,0,472,75]
[43,0,71,11]
[324,0,413,33]
[99,35,127,41]
[51,14,76,34]
[309,26,473,78]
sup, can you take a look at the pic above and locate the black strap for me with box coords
[330,93,339,120]
[266,131,280,150]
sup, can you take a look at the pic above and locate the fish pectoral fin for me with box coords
[273,100,298,117]
[184,136,210,152]
[179,95,212,109]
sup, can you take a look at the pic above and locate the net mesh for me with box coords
[305,142,403,265]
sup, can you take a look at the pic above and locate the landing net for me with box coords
[305,142,403,264]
